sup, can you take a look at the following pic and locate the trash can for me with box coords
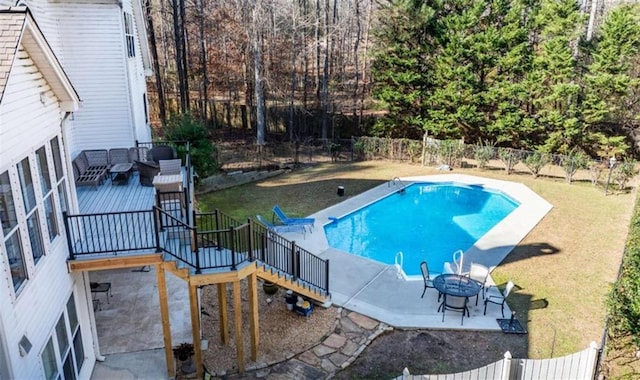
[285,290,295,311]
[337,186,345,196]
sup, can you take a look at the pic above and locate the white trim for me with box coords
[18,11,80,112]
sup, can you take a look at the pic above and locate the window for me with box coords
[27,211,44,263]
[124,12,135,58]
[1,171,27,291]
[50,137,64,182]
[17,158,36,212]
[44,196,59,241]
[0,171,18,235]
[42,338,59,380]
[37,146,59,242]
[40,294,85,380]
[36,147,52,194]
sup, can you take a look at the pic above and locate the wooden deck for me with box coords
[76,172,155,214]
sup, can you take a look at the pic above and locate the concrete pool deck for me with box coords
[286,174,553,330]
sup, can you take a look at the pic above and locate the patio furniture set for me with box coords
[421,260,514,325]
[72,145,183,191]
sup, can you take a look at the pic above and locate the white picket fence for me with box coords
[397,342,599,380]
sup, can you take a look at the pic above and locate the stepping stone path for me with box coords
[211,308,391,379]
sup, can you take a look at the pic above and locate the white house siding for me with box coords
[49,3,137,157]
[0,46,95,379]
[126,0,152,143]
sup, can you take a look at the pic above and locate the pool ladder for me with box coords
[394,251,404,279]
[388,177,406,193]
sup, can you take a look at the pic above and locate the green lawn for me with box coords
[197,160,636,359]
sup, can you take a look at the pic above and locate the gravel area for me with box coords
[200,279,336,376]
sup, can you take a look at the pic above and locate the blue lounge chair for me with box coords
[272,205,315,230]
[256,215,306,236]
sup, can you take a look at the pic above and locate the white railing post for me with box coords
[501,351,512,380]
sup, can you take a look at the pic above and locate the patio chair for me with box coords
[484,280,515,317]
[420,261,441,301]
[150,145,177,164]
[256,215,306,237]
[129,147,150,170]
[135,160,160,186]
[108,148,130,166]
[272,205,315,230]
[158,159,182,175]
[468,262,490,305]
[441,294,469,326]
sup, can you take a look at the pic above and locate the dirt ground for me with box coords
[333,329,528,379]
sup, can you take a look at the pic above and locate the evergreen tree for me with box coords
[370,0,441,138]
[582,4,640,157]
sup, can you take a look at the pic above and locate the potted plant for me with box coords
[173,342,196,374]
[173,342,194,362]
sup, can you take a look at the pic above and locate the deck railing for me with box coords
[254,222,330,294]
[63,210,158,259]
[65,169,329,293]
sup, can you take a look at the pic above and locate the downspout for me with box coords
[60,112,79,214]
[60,112,105,362]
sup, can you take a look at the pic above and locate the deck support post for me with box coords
[156,263,174,377]
[189,280,203,379]
[233,281,245,372]
[248,272,259,360]
[217,283,229,344]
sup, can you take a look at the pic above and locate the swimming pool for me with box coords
[323,182,520,276]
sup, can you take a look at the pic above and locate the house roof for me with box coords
[0,7,80,111]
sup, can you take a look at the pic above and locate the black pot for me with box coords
[262,282,279,295]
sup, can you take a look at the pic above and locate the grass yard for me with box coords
[197,160,636,360]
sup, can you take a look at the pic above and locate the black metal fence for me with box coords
[63,210,157,259]
[253,222,330,294]
[64,206,330,295]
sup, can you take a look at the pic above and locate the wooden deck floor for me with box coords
[76,172,155,214]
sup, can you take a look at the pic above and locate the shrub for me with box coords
[473,141,495,169]
[560,151,588,183]
[614,160,638,190]
[164,113,217,178]
[607,199,640,348]
[523,151,551,178]
[498,148,521,174]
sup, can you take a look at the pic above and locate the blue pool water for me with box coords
[324,182,520,276]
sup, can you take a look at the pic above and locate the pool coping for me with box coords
[287,174,553,330]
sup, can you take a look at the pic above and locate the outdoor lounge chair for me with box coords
[72,150,109,189]
[484,280,515,317]
[272,205,315,230]
[256,215,306,236]
[420,261,441,300]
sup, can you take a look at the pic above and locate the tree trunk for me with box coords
[145,0,167,125]
[199,0,209,124]
[252,0,266,146]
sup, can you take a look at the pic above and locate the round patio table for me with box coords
[433,274,482,298]
[433,273,482,314]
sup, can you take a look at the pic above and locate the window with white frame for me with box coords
[0,171,27,291]
[36,146,59,242]
[17,157,45,263]
[124,12,136,58]
[40,294,85,380]
[50,137,68,214]
[1,136,69,293]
